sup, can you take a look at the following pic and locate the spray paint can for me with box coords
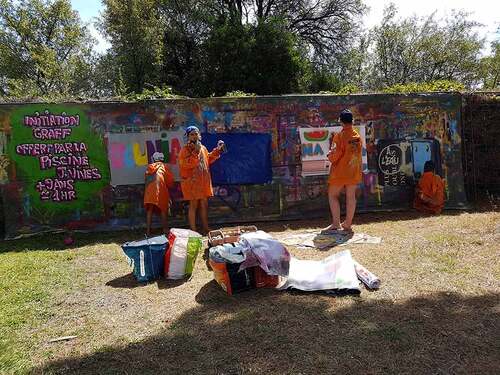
[217,140,227,153]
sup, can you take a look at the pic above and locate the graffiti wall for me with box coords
[0,94,467,238]
[299,126,367,176]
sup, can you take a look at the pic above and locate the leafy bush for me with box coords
[383,80,465,93]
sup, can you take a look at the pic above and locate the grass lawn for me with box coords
[0,209,499,374]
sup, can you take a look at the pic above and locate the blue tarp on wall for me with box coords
[202,133,272,185]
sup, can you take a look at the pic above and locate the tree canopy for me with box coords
[369,5,484,89]
[0,0,96,98]
[0,0,498,100]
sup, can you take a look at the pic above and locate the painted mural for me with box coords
[0,94,467,238]
[106,130,184,184]
[299,126,367,176]
[1,105,110,237]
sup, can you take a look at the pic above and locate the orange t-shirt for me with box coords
[143,162,174,213]
[328,125,362,186]
[414,171,445,214]
[179,144,221,200]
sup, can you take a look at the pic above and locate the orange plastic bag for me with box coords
[209,259,254,295]
[253,267,279,288]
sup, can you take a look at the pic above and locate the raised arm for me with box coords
[208,147,221,165]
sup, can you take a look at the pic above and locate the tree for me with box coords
[158,0,215,97]
[97,0,367,96]
[304,66,342,93]
[369,4,484,89]
[382,80,465,94]
[99,0,164,94]
[202,21,253,96]
[203,18,308,96]
[86,52,121,98]
[209,0,366,63]
[196,0,367,93]
[247,18,309,94]
[268,0,366,61]
[330,32,370,90]
[0,0,95,98]
[479,40,500,89]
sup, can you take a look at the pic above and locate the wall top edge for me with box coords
[0,92,465,106]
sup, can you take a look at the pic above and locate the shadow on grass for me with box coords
[0,228,169,254]
[37,288,500,375]
[1,205,496,253]
[105,273,149,289]
[106,273,191,290]
[236,208,488,235]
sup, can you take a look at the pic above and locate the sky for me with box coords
[363,0,499,52]
[70,0,110,53]
[71,0,500,54]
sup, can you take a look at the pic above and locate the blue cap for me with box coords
[185,126,200,135]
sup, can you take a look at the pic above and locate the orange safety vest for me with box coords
[328,125,362,186]
[144,162,174,213]
[179,145,221,200]
[414,171,445,214]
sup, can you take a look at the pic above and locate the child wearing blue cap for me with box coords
[179,126,225,234]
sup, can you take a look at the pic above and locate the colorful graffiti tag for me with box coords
[106,130,184,185]
[299,126,367,177]
[15,110,104,202]
[0,94,468,238]
[2,105,110,236]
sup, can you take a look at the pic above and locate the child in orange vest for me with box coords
[144,152,175,236]
[178,126,225,234]
[323,109,363,234]
[414,160,445,214]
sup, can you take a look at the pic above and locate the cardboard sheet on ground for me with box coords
[278,250,360,292]
[280,232,382,250]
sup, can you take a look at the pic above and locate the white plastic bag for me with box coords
[165,228,202,279]
[278,250,360,292]
[239,231,290,276]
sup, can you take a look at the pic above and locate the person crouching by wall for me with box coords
[144,152,175,236]
[414,160,445,214]
[323,109,363,234]
[179,126,225,235]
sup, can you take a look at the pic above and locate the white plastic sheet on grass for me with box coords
[278,250,360,292]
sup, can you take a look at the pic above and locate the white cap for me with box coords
[152,152,164,162]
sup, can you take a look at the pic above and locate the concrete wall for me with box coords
[462,92,500,200]
[0,93,467,238]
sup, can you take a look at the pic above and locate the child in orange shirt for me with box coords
[179,126,225,234]
[414,160,445,214]
[144,152,175,236]
[323,109,362,233]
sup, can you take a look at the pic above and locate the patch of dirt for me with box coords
[27,210,500,374]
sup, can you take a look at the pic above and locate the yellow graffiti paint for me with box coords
[132,142,148,166]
